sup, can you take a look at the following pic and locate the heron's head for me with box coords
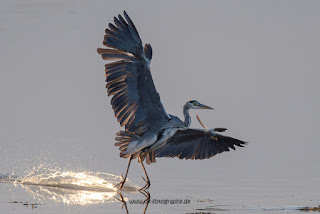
[186,100,214,110]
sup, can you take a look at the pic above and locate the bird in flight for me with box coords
[97,11,247,190]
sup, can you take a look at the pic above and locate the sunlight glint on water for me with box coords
[0,165,138,205]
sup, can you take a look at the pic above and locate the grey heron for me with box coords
[97,11,247,190]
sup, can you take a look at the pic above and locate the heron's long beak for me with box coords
[199,104,214,110]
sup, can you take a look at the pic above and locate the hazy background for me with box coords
[0,0,319,205]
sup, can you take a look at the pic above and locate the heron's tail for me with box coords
[115,131,140,158]
[140,151,156,165]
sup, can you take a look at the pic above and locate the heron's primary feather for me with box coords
[97,11,170,134]
[154,129,247,160]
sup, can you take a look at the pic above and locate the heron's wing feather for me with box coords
[97,11,169,134]
[155,129,247,160]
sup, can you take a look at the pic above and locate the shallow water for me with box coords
[1,0,320,213]
[1,167,319,214]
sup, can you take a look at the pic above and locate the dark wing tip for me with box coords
[144,43,152,60]
[240,141,249,146]
[214,128,228,132]
[100,10,142,56]
[123,10,130,21]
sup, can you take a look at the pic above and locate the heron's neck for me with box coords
[183,105,191,127]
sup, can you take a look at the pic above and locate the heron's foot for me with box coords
[114,174,126,190]
[143,192,150,204]
[113,191,129,214]
[114,180,125,190]
[139,189,150,204]
[139,176,150,191]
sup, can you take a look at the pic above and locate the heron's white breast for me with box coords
[126,134,157,154]
[150,127,180,151]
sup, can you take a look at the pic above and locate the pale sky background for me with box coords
[0,0,319,193]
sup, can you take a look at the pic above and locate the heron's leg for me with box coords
[113,191,129,214]
[196,114,208,129]
[138,189,150,214]
[197,114,227,132]
[140,189,150,214]
[114,155,133,190]
[138,157,151,190]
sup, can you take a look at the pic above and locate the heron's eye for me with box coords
[194,102,199,106]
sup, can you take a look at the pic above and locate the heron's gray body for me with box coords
[116,102,198,163]
[123,113,184,161]
[139,108,193,154]
[97,11,247,189]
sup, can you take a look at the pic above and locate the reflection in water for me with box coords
[114,190,151,214]
[0,166,139,206]
[2,172,313,214]
[0,164,155,213]
[22,184,117,205]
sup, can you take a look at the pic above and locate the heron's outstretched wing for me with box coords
[154,129,247,160]
[97,11,169,134]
